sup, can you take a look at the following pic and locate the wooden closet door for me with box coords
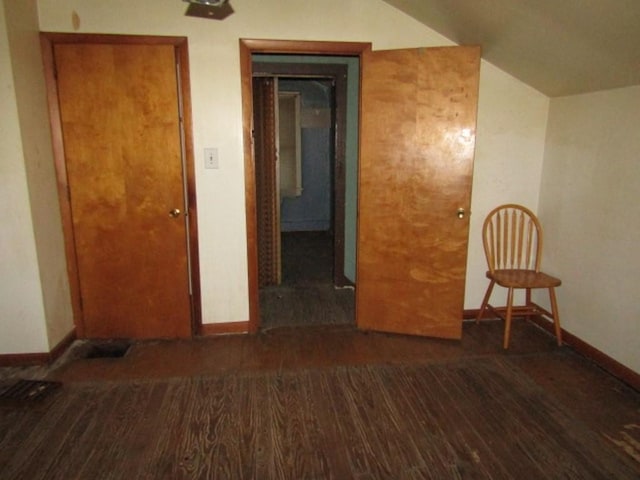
[357,46,481,339]
[54,43,192,338]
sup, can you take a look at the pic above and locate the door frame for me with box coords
[40,33,202,337]
[240,39,370,333]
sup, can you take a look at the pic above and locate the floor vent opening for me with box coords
[84,341,131,359]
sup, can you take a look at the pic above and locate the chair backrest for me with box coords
[482,204,543,273]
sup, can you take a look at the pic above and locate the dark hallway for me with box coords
[259,231,354,330]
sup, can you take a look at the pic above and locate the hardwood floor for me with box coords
[0,320,640,478]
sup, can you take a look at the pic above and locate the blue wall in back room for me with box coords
[280,79,332,232]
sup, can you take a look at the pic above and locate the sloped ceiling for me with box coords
[382,0,640,97]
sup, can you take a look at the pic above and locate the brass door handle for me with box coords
[457,208,466,219]
[169,208,181,218]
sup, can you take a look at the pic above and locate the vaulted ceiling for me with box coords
[382,0,640,97]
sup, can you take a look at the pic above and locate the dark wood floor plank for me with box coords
[327,367,393,477]
[2,386,117,480]
[508,350,640,466]
[141,379,198,478]
[487,360,636,478]
[262,371,330,479]
[48,382,153,479]
[208,375,263,479]
[0,398,58,465]
[391,364,513,480]
[170,376,228,479]
[108,381,177,479]
[341,367,430,475]
[307,369,354,479]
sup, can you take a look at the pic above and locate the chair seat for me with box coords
[487,269,561,289]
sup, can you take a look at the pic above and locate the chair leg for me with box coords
[548,287,562,346]
[476,280,495,324]
[503,287,514,349]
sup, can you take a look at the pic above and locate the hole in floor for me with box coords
[83,340,131,359]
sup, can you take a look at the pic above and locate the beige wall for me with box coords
[1,0,63,354]
[35,0,549,327]
[469,63,549,307]
[539,86,640,373]
[0,0,551,354]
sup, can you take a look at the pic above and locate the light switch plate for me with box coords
[204,147,219,169]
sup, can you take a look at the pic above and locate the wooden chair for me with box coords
[476,204,562,349]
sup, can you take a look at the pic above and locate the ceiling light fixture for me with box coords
[183,0,234,20]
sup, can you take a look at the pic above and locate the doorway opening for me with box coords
[252,58,357,330]
[242,40,481,339]
[240,40,371,333]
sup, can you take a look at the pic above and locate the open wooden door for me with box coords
[356,46,481,339]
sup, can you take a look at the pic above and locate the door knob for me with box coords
[457,208,466,219]
[169,208,181,218]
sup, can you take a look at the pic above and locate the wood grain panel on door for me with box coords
[54,43,191,338]
[253,77,281,286]
[357,46,481,339]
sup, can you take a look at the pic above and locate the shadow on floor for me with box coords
[259,231,354,329]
